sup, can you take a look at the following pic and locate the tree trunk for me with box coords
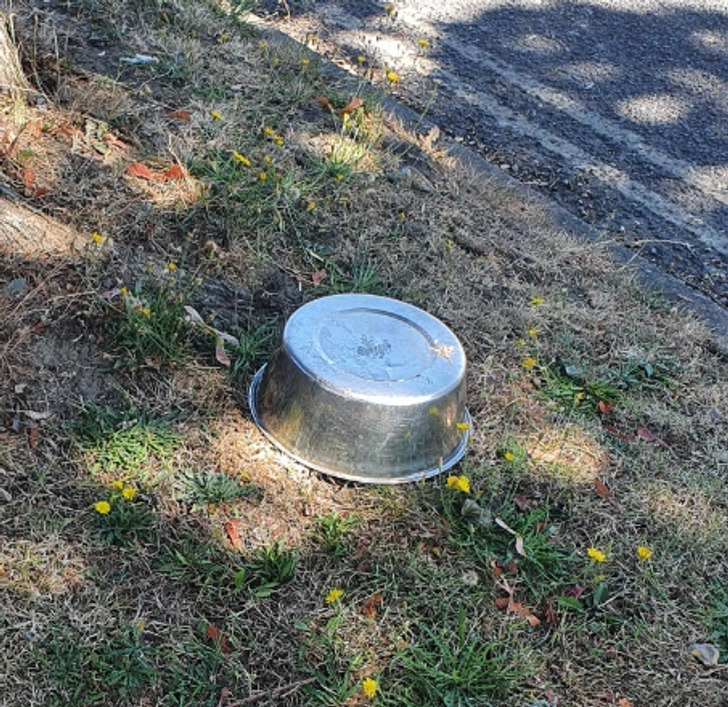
[0,12,30,99]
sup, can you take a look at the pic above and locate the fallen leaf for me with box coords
[22,166,36,191]
[169,109,191,121]
[127,162,163,182]
[617,699,634,707]
[163,163,186,181]
[339,96,364,116]
[26,425,40,449]
[495,517,526,557]
[636,426,668,447]
[566,584,587,599]
[311,269,328,286]
[515,535,526,557]
[692,643,720,666]
[598,400,616,414]
[362,593,383,619]
[514,494,536,511]
[316,96,334,112]
[494,596,510,609]
[31,187,49,198]
[104,132,127,149]
[508,601,541,627]
[603,424,637,443]
[225,520,243,550]
[490,560,503,579]
[594,478,612,500]
[205,625,232,654]
[215,336,231,367]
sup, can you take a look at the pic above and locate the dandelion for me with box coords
[530,296,545,306]
[446,475,470,494]
[272,56,280,67]
[522,357,537,369]
[259,41,268,50]
[336,173,344,182]
[119,286,128,298]
[456,421,470,432]
[503,451,516,462]
[527,327,538,339]
[122,486,137,501]
[385,3,395,15]
[167,262,177,272]
[112,480,124,490]
[325,588,344,604]
[141,307,151,317]
[587,547,607,563]
[273,135,285,147]
[306,201,316,211]
[219,32,229,43]
[92,231,103,244]
[210,110,223,120]
[264,127,275,136]
[232,150,251,167]
[418,38,430,49]
[362,677,378,699]
[259,172,268,182]
[357,55,366,65]
[263,155,272,165]
[300,57,310,67]
[386,70,399,84]
[515,338,526,348]
[636,545,653,561]
[94,500,111,515]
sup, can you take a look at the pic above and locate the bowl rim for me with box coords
[248,364,471,484]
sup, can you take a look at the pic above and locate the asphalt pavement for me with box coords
[263,0,728,312]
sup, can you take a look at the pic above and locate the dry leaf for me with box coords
[603,424,637,443]
[311,269,328,286]
[26,426,40,449]
[22,166,36,191]
[362,593,383,619]
[594,478,612,500]
[215,337,231,367]
[491,560,503,579]
[104,132,127,149]
[169,109,191,121]
[164,163,186,181]
[494,596,510,609]
[617,699,634,707]
[495,517,526,557]
[205,625,232,654]
[127,162,163,182]
[636,426,668,447]
[508,601,541,627]
[316,96,334,112]
[339,96,364,116]
[225,520,243,550]
[515,535,526,557]
[598,400,616,414]
[514,494,536,511]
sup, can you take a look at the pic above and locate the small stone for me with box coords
[4,278,27,297]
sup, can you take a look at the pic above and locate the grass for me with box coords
[2,0,728,705]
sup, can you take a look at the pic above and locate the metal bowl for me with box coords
[248,294,469,484]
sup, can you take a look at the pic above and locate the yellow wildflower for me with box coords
[456,421,470,432]
[263,127,275,136]
[112,480,124,490]
[263,155,272,165]
[259,172,268,182]
[232,151,251,167]
[587,547,607,563]
[357,55,366,65]
[141,307,151,317]
[168,262,177,272]
[219,32,229,43]
[636,545,653,561]
[385,3,395,14]
[527,327,538,339]
[446,475,470,494]
[92,231,103,244]
[522,357,537,369]
[325,588,344,604]
[530,296,545,306]
[122,486,137,501]
[259,41,268,50]
[119,286,128,298]
[362,677,378,699]
[210,110,223,120]
[306,201,316,211]
[386,70,399,84]
[418,38,430,48]
[273,135,285,147]
[503,451,515,462]
[94,500,111,515]
[300,57,310,67]
[515,338,526,348]
[336,174,344,182]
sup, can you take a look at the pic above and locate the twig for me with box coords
[220,677,317,706]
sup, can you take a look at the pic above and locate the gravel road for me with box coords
[263,0,728,308]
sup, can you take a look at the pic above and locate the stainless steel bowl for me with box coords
[248,294,469,484]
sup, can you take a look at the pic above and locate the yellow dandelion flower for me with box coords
[259,172,268,182]
[385,4,395,15]
[357,55,366,65]
[210,110,223,120]
[263,155,272,164]
[306,201,316,211]
[515,338,526,348]
[141,307,151,317]
[167,262,177,272]
[386,70,399,83]
[522,357,537,369]
[446,475,470,493]
[272,56,280,67]
[122,486,137,501]
[273,135,285,146]
[504,451,515,462]
[259,41,268,50]
[264,127,275,136]
[119,286,128,298]
[232,151,251,167]
[300,57,310,67]
[92,231,103,244]
[527,327,538,339]
[219,32,229,42]
[636,545,653,561]
[418,38,430,48]
[456,421,470,432]
[325,588,344,604]
[530,296,545,306]
[94,500,111,515]
[587,547,607,563]
[336,173,344,182]
[362,677,378,699]
[112,480,124,490]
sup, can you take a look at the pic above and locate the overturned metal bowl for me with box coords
[248,293,469,484]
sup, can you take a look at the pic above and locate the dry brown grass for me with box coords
[1,1,728,705]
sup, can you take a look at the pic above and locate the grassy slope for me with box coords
[1,1,727,705]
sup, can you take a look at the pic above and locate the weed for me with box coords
[397,606,523,705]
[246,542,298,597]
[72,403,181,481]
[92,490,153,546]
[229,318,279,381]
[157,537,245,590]
[313,511,358,557]
[178,470,258,510]
[161,631,226,706]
